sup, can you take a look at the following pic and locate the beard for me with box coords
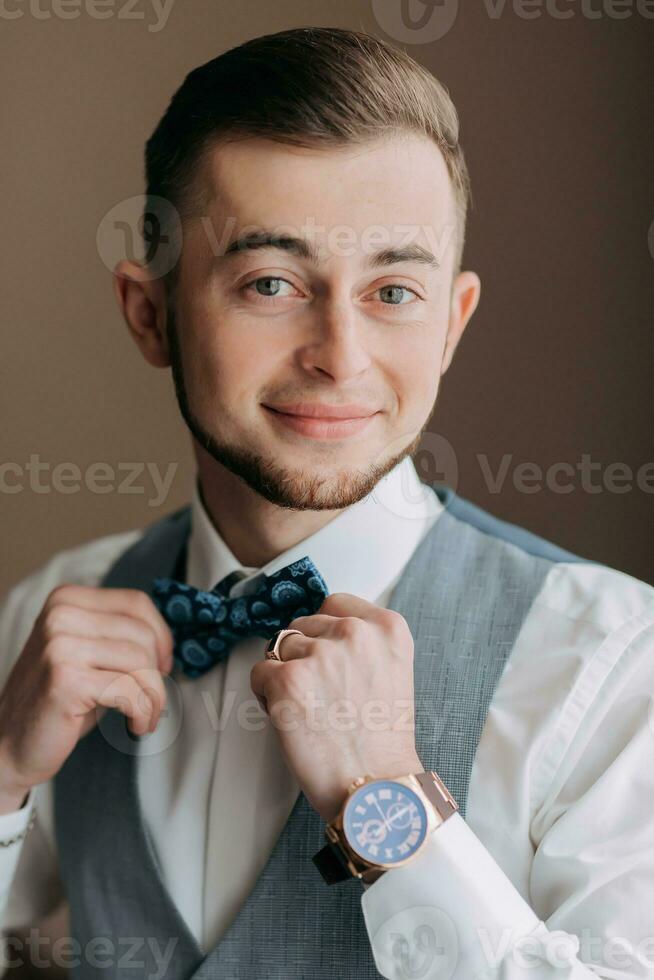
[166,305,432,511]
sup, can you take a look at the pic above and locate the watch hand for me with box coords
[375,799,412,833]
[373,800,396,835]
[373,799,388,824]
[388,804,412,826]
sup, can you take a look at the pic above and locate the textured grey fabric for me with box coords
[53,487,565,979]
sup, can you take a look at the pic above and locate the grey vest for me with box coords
[53,486,582,979]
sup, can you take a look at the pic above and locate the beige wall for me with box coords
[1,0,653,602]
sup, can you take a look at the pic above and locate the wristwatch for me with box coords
[312,770,458,886]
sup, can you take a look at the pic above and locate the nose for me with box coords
[295,298,373,383]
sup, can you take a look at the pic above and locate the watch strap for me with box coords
[312,840,353,884]
[413,770,459,823]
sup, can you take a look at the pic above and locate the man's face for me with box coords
[166,134,463,510]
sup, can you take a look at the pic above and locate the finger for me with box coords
[84,670,155,736]
[281,615,364,659]
[41,607,168,673]
[315,592,385,621]
[313,594,408,643]
[55,636,170,733]
[92,665,167,733]
[128,667,168,731]
[264,629,315,662]
[44,585,173,672]
[284,614,340,638]
[250,658,284,710]
[58,635,161,676]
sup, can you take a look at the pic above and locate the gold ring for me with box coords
[265,628,304,662]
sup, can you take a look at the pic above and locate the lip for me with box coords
[264,402,379,419]
[263,404,380,440]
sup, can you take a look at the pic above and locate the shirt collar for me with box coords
[186,456,443,604]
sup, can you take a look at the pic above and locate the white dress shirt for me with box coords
[1,456,653,979]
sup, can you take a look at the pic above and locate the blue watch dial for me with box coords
[342,779,428,866]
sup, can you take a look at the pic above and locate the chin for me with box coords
[186,404,411,510]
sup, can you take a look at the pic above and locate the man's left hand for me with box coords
[250,593,423,823]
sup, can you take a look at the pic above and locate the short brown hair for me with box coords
[144,26,471,289]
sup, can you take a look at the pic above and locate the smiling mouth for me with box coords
[263,402,379,420]
[262,404,381,440]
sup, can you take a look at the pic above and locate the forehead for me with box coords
[194,135,457,261]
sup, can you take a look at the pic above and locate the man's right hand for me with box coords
[0,584,173,814]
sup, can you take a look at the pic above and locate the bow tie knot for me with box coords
[152,556,329,678]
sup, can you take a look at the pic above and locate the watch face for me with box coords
[342,779,428,866]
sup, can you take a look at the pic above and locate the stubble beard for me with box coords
[165,305,432,511]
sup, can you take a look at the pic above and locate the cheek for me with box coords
[183,311,279,410]
[389,329,445,414]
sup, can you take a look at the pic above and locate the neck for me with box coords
[194,448,345,568]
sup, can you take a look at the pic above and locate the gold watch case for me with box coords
[325,771,458,885]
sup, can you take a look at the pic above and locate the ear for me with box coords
[113,259,171,368]
[441,271,481,375]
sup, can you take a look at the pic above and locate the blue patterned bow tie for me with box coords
[152,556,329,678]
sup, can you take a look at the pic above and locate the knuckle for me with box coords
[310,637,332,659]
[43,634,72,666]
[380,609,411,642]
[133,590,156,619]
[121,589,148,622]
[41,605,73,640]
[337,616,364,641]
[141,627,170,669]
[143,655,166,679]
[141,664,165,691]
[317,593,344,615]
[115,672,139,700]
[128,644,153,670]
[121,673,141,698]
[141,682,163,713]
[44,584,73,609]
[140,621,159,652]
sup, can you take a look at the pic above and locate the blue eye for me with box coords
[245,277,296,299]
[377,285,418,305]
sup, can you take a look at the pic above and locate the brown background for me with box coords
[1,0,653,601]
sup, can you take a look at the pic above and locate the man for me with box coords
[0,25,652,980]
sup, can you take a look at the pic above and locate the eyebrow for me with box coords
[222,229,440,270]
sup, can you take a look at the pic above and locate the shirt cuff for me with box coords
[361,812,546,979]
[0,788,34,838]
[0,788,36,892]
